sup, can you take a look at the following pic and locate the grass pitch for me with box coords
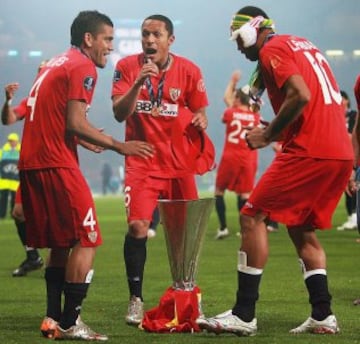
[1,193,360,343]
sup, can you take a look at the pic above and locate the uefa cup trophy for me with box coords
[142,198,214,332]
[158,198,215,291]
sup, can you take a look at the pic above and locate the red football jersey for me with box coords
[260,35,353,159]
[112,53,209,178]
[19,48,97,170]
[14,98,29,119]
[220,107,260,164]
[354,75,360,112]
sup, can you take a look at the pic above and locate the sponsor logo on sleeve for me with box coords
[113,70,121,83]
[83,76,95,91]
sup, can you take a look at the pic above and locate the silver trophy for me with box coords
[157,198,215,291]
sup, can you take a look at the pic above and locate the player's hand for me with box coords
[120,141,154,158]
[346,169,358,195]
[192,112,208,130]
[245,126,270,149]
[5,82,19,100]
[134,58,159,86]
[231,70,241,83]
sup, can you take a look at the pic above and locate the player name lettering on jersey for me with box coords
[287,39,316,52]
[135,100,179,117]
[233,112,257,121]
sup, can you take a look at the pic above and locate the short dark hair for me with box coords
[71,10,113,47]
[235,88,250,105]
[236,6,269,19]
[340,90,349,100]
[341,90,351,107]
[142,14,174,36]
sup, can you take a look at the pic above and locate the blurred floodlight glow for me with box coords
[325,50,344,57]
[28,50,43,57]
[353,50,360,56]
[7,50,18,57]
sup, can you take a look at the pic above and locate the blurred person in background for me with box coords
[337,90,358,231]
[0,132,20,219]
[1,71,45,277]
[214,85,260,239]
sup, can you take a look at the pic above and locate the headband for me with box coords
[230,15,275,47]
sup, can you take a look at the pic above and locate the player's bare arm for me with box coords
[223,70,241,107]
[246,75,310,149]
[112,59,159,123]
[67,100,154,158]
[191,107,208,130]
[1,83,21,125]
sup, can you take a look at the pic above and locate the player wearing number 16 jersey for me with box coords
[198,6,353,337]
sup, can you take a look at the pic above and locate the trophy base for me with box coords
[142,286,202,333]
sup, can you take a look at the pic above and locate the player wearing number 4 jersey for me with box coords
[197,5,353,337]
[18,10,153,341]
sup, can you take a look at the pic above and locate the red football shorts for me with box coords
[241,154,352,229]
[215,156,257,194]
[124,171,198,222]
[20,168,102,248]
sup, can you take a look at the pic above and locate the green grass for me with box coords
[1,193,360,343]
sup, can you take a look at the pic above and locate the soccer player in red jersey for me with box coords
[214,88,260,239]
[112,14,214,326]
[197,6,353,336]
[2,77,45,277]
[18,10,153,341]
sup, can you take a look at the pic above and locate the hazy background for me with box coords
[1,0,359,192]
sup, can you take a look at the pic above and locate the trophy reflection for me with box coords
[158,198,214,290]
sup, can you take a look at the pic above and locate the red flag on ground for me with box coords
[142,286,202,333]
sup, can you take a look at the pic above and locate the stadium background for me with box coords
[1,0,359,192]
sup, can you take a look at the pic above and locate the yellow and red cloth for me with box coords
[142,286,202,333]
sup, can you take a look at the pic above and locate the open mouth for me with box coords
[145,48,157,55]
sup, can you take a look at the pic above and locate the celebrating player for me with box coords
[112,14,214,326]
[214,87,260,239]
[197,5,353,336]
[18,10,153,341]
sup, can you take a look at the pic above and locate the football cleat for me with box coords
[215,228,229,240]
[147,228,156,238]
[54,317,108,341]
[337,213,357,231]
[289,315,339,334]
[40,316,58,339]
[125,296,144,326]
[196,309,257,336]
[12,257,44,277]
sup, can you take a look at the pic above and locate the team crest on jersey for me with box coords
[88,231,98,243]
[169,88,181,102]
[113,70,121,83]
[197,79,206,92]
[83,76,95,91]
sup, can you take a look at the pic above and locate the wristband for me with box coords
[6,99,12,106]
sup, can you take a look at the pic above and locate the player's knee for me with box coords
[12,204,25,222]
[128,220,149,238]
